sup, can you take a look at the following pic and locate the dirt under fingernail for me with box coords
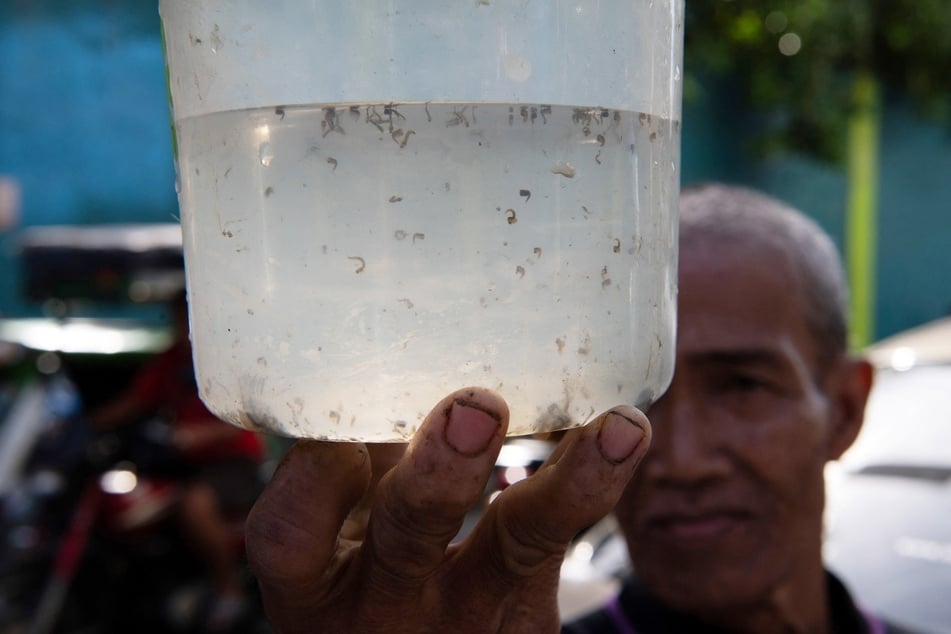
[597,411,646,464]
[444,397,501,456]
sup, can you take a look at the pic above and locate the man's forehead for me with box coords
[678,273,800,329]
[677,310,795,353]
[677,340,797,368]
[679,239,801,304]
[676,245,818,360]
[680,234,793,272]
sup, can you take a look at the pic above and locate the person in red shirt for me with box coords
[90,289,264,629]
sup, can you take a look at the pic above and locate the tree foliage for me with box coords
[684,0,951,161]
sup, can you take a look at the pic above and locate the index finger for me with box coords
[245,440,371,625]
[449,406,650,608]
[355,388,508,621]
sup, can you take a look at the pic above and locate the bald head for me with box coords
[678,183,849,370]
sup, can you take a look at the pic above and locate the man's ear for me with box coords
[826,357,875,461]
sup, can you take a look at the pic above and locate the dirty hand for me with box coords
[245,387,650,633]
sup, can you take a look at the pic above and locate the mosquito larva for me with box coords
[347,256,366,273]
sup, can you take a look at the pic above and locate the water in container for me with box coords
[160,1,684,440]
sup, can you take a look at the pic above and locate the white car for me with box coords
[824,317,951,634]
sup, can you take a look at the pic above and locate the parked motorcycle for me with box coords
[0,366,265,634]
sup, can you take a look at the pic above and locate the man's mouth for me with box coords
[646,510,753,543]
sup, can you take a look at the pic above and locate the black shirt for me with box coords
[563,571,918,634]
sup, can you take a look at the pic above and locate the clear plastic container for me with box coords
[160,1,683,441]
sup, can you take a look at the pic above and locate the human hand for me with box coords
[245,387,650,634]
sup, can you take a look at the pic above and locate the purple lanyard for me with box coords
[603,595,638,634]
[860,605,887,634]
[603,595,888,634]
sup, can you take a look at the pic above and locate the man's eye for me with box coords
[724,374,766,392]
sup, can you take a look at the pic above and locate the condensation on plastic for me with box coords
[160,1,683,121]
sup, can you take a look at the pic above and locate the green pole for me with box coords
[845,70,880,349]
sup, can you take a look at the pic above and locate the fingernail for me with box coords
[445,397,502,456]
[598,411,646,464]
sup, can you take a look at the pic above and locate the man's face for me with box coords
[615,242,845,613]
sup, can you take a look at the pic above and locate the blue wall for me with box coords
[1,2,949,339]
[0,1,176,225]
[875,106,951,330]
[0,1,176,318]
[679,78,951,340]
[734,98,951,340]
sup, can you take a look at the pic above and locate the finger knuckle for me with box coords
[495,512,566,578]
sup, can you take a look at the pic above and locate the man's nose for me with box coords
[643,389,730,485]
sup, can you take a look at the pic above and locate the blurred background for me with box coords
[0,1,949,632]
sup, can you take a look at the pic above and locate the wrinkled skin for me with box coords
[246,388,650,634]
[615,241,873,633]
